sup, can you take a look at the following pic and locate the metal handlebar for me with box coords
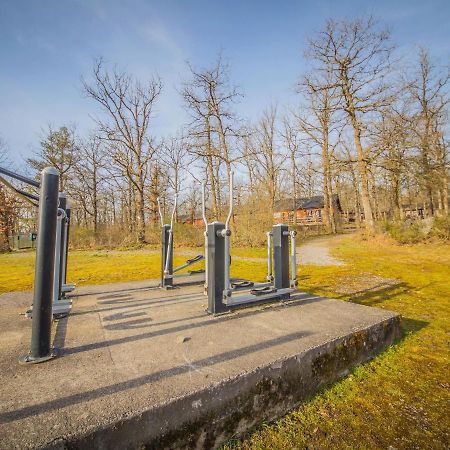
[225,171,234,231]
[169,194,177,230]
[201,182,208,295]
[290,230,297,287]
[0,166,40,188]
[156,197,164,227]
[164,193,178,275]
[267,231,273,282]
[201,182,208,231]
[223,171,234,295]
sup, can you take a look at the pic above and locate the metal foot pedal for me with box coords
[231,279,254,289]
[250,286,277,296]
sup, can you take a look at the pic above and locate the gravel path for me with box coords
[297,234,346,266]
[229,234,348,266]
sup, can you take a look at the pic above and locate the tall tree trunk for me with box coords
[321,133,336,233]
[352,121,375,232]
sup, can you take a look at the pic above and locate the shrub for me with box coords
[382,219,425,244]
[430,215,450,241]
[382,215,450,244]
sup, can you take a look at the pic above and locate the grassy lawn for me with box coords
[0,238,448,448]
[0,247,268,294]
[225,238,450,450]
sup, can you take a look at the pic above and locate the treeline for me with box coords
[1,16,449,249]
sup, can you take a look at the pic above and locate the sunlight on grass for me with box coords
[0,247,263,295]
[1,238,449,448]
[0,249,209,294]
[223,237,450,450]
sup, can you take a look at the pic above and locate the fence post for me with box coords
[20,167,59,364]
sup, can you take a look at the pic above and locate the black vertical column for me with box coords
[161,224,173,288]
[207,222,227,314]
[21,167,59,363]
[273,224,289,289]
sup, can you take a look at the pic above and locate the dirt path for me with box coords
[297,234,346,266]
[229,234,348,266]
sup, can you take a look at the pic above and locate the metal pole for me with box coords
[161,224,173,288]
[0,166,40,188]
[62,204,71,285]
[156,197,164,226]
[20,167,59,364]
[53,208,66,304]
[266,231,273,283]
[290,230,298,287]
[201,183,208,295]
[273,224,290,290]
[58,193,67,300]
[164,194,177,275]
[222,171,234,298]
[207,222,227,314]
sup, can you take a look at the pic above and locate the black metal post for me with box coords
[20,167,59,364]
[58,193,66,300]
[273,224,289,289]
[207,222,227,314]
[161,224,173,288]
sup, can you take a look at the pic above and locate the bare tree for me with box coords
[28,125,77,191]
[280,115,301,213]
[295,70,341,233]
[307,16,395,233]
[405,48,450,215]
[83,59,162,242]
[71,135,106,232]
[181,56,241,218]
[251,106,284,213]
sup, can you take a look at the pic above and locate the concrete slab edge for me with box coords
[45,314,401,450]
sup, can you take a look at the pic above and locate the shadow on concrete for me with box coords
[101,293,323,331]
[103,312,209,331]
[71,294,203,317]
[0,330,312,423]
[53,316,69,349]
[98,291,202,305]
[63,295,323,357]
[70,285,160,299]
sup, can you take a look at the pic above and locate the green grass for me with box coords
[224,238,450,450]
[0,238,449,448]
[0,247,265,294]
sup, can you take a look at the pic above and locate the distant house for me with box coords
[273,194,343,226]
[178,214,204,228]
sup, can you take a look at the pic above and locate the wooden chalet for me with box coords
[273,194,343,225]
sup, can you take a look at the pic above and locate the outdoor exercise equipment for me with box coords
[0,166,75,362]
[204,171,298,314]
[157,195,205,289]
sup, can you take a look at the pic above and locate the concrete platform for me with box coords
[0,281,400,450]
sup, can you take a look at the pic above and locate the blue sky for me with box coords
[1,0,449,162]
